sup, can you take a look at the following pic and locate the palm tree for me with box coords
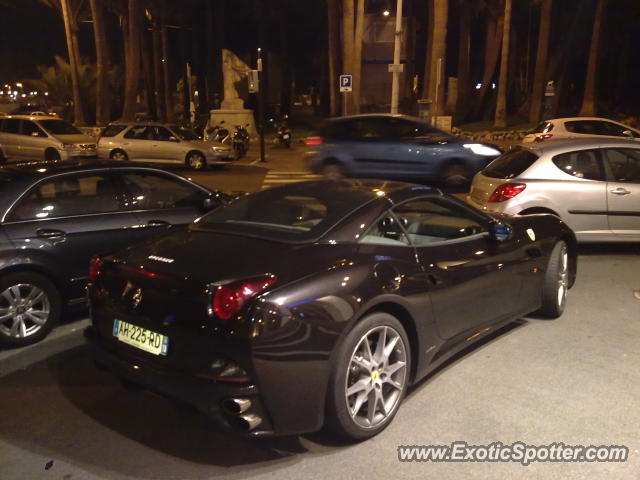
[121,0,143,121]
[426,0,448,117]
[89,0,110,125]
[327,0,340,116]
[578,0,606,117]
[352,0,365,114]
[494,0,512,128]
[39,0,86,124]
[341,0,355,115]
[529,0,553,123]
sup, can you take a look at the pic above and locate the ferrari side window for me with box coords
[393,198,487,245]
[359,214,410,246]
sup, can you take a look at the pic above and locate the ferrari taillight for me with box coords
[488,183,527,202]
[89,256,103,283]
[212,275,277,320]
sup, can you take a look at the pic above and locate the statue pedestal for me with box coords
[208,109,257,137]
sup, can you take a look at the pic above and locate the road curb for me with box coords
[0,319,90,377]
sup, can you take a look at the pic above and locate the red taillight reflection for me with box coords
[534,133,553,141]
[488,183,527,202]
[89,256,103,283]
[305,136,324,146]
[212,275,277,320]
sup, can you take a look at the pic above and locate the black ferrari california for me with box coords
[86,180,577,440]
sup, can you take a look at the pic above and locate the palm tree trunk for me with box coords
[495,0,512,128]
[341,0,355,115]
[352,0,365,114]
[89,0,110,125]
[529,0,552,123]
[428,0,448,116]
[327,0,340,116]
[152,21,166,122]
[578,0,605,117]
[161,21,174,121]
[122,0,142,122]
[455,5,471,121]
[61,0,85,125]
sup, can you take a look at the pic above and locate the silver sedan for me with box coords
[97,122,235,170]
[467,138,640,242]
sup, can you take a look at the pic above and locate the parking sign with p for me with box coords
[339,75,352,92]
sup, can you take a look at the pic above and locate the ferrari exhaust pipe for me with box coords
[222,398,252,415]
[238,414,262,431]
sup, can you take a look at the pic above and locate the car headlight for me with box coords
[211,146,229,152]
[463,143,501,156]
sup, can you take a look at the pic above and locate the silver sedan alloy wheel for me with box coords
[188,152,205,170]
[0,283,50,339]
[111,150,127,161]
[345,325,408,429]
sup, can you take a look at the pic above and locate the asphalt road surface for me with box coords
[1,244,639,480]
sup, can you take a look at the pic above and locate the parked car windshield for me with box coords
[38,119,82,135]
[482,147,539,179]
[169,125,200,141]
[196,182,376,242]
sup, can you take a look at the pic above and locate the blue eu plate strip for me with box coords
[112,319,119,336]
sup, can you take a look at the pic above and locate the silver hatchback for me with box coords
[97,122,235,170]
[467,138,640,242]
[0,115,97,161]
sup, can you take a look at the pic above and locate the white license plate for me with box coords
[283,134,290,139]
[113,319,168,356]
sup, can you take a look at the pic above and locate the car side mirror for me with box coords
[489,221,512,242]
[31,131,41,137]
[169,136,179,142]
[203,197,220,211]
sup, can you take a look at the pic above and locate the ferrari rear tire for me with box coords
[326,312,410,441]
[538,241,568,318]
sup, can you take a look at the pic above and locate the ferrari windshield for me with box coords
[196,182,377,242]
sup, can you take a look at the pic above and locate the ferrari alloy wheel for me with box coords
[187,152,206,170]
[327,312,410,440]
[538,240,568,318]
[0,273,61,347]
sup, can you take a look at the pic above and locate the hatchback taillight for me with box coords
[89,256,103,283]
[212,275,277,320]
[535,133,553,141]
[488,183,527,202]
[305,136,324,146]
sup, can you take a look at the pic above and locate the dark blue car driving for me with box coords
[305,114,501,185]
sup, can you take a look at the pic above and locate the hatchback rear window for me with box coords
[482,148,539,179]
[101,125,127,137]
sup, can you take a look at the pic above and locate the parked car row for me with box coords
[0,115,235,170]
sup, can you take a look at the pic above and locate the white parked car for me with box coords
[523,117,640,143]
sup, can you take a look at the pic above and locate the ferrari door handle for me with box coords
[36,228,66,238]
[610,187,631,195]
[147,219,171,227]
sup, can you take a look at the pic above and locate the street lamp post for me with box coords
[389,0,404,114]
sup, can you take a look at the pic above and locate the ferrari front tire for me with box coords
[326,312,410,441]
[538,241,568,318]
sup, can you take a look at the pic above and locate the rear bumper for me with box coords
[84,325,276,437]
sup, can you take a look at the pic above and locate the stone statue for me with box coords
[221,48,251,109]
